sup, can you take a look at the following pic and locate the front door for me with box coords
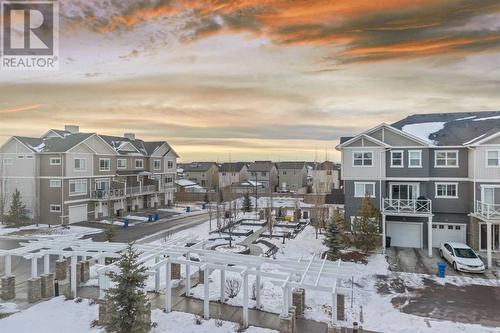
[480,224,500,251]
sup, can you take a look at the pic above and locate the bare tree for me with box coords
[0,156,8,225]
[207,202,215,231]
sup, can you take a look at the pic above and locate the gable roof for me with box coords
[178,162,218,172]
[248,161,275,172]
[219,162,248,172]
[14,133,94,153]
[276,161,306,170]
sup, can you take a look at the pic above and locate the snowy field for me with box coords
[0,223,101,239]
[0,297,276,333]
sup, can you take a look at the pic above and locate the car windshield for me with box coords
[454,248,477,258]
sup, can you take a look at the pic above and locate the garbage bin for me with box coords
[123,219,129,228]
[385,236,392,248]
[148,214,154,222]
[154,213,160,221]
[437,262,446,278]
[202,203,206,210]
[186,206,191,213]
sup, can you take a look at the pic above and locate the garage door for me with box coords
[432,223,466,247]
[69,204,88,224]
[387,222,422,248]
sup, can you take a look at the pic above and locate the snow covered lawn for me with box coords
[0,224,101,239]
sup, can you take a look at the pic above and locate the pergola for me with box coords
[1,236,355,327]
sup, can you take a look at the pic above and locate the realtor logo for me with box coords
[1,0,59,70]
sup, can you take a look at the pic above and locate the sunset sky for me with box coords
[1,0,499,162]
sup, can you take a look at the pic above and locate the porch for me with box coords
[470,202,500,269]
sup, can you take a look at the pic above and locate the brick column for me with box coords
[98,299,111,325]
[469,217,479,250]
[81,261,90,283]
[28,277,42,303]
[40,273,54,298]
[289,306,297,333]
[292,288,305,318]
[73,262,82,285]
[198,269,204,284]
[171,263,181,280]
[55,259,68,281]
[59,280,71,298]
[279,315,294,333]
[1,275,15,300]
[336,294,345,321]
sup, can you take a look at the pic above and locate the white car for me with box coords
[439,242,485,273]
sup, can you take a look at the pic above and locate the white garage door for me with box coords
[432,223,466,248]
[69,204,88,224]
[387,222,422,248]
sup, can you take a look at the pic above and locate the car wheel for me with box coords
[453,262,457,271]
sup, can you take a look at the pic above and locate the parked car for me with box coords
[439,242,485,273]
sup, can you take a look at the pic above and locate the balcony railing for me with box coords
[91,189,126,200]
[383,198,432,215]
[476,201,500,220]
[127,185,156,195]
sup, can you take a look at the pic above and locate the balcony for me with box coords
[382,198,432,215]
[127,185,156,196]
[476,201,500,220]
[91,188,126,200]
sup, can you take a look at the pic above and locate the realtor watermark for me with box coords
[1,0,59,70]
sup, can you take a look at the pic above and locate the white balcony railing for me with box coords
[383,198,432,215]
[91,189,126,200]
[476,201,500,220]
[127,185,157,195]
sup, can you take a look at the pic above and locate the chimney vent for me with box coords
[64,125,79,134]
[124,133,135,140]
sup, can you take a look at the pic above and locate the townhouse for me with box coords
[218,162,249,189]
[0,126,178,225]
[247,161,278,191]
[308,161,341,194]
[276,162,308,192]
[177,162,219,190]
[336,112,500,268]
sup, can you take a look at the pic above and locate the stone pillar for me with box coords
[279,315,294,333]
[81,261,90,283]
[292,288,305,318]
[59,280,71,298]
[288,306,297,333]
[55,259,68,281]
[1,275,15,300]
[198,269,204,284]
[336,294,345,321]
[40,273,54,298]
[73,262,82,285]
[469,217,479,250]
[98,299,111,325]
[171,263,181,280]
[28,277,42,303]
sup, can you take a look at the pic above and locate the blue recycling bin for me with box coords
[202,203,206,210]
[123,219,129,228]
[154,213,160,221]
[148,214,154,222]
[186,206,191,213]
[437,262,446,278]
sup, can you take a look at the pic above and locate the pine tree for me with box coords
[323,208,343,260]
[104,223,116,242]
[105,243,151,333]
[242,192,252,212]
[8,189,28,226]
[351,195,380,253]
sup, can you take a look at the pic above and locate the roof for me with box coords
[219,162,248,172]
[178,162,218,172]
[276,161,306,170]
[392,111,500,146]
[307,161,339,171]
[15,133,93,153]
[248,161,275,172]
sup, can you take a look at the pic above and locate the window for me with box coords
[282,171,287,175]
[165,177,173,184]
[117,159,127,169]
[154,160,161,170]
[221,172,226,176]
[135,159,144,169]
[74,158,87,171]
[3,158,13,165]
[69,179,87,196]
[26,155,33,159]
[261,172,267,176]
[390,183,419,200]
[50,157,61,165]
[99,158,110,171]
[354,182,375,198]
[487,150,500,167]
[408,150,422,168]
[353,151,373,166]
[435,150,458,167]
[17,155,24,159]
[50,204,61,212]
[49,179,61,188]
[390,150,403,167]
[435,183,458,198]
[167,160,174,169]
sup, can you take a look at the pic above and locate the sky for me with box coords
[0,0,499,162]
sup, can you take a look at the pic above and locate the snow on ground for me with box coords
[0,224,101,239]
[0,297,276,333]
[125,215,150,222]
[0,303,18,315]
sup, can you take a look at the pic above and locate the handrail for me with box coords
[383,198,432,214]
[476,201,500,219]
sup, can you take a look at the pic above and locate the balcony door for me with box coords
[390,183,419,200]
[481,186,496,205]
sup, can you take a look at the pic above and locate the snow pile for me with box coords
[0,303,18,314]
[124,215,150,222]
[401,122,445,144]
[0,224,101,239]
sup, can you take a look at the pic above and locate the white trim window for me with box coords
[435,150,458,167]
[49,179,62,188]
[408,150,422,168]
[69,179,87,196]
[3,158,13,165]
[390,150,403,168]
[117,158,127,169]
[99,158,111,171]
[435,182,458,198]
[50,204,61,212]
[353,151,373,167]
[50,157,61,165]
[17,155,24,159]
[26,155,33,159]
[167,160,174,169]
[74,158,87,171]
[354,182,376,198]
[135,159,144,169]
[154,160,161,170]
[486,150,500,167]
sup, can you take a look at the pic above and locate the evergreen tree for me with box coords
[351,195,380,253]
[104,223,116,242]
[105,243,151,333]
[8,189,28,226]
[323,208,343,260]
[242,192,252,212]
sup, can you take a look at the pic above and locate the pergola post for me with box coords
[154,257,160,292]
[220,269,225,302]
[98,255,105,265]
[382,214,386,254]
[5,254,11,277]
[203,266,210,319]
[281,285,289,317]
[427,215,433,257]
[486,221,492,268]
[98,272,105,299]
[165,260,172,313]
[70,256,77,298]
[31,257,38,279]
[331,291,337,322]
[255,266,261,309]
[242,272,249,328]
[43,254,50,275]
[185,257,191,296]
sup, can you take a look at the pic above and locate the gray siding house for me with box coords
[248,161,278,191]
[0,126,178,225]
[218,162,249,189]
[178,162,219,190]
[337,111,500,268]
[276,162,307,192]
